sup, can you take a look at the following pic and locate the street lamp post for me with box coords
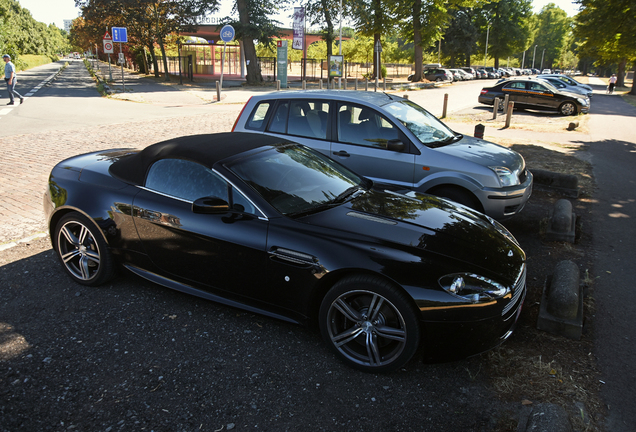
[540,48,546,72]
[532,44,538,69]
[484,22,491,68]
[521,50,526,69]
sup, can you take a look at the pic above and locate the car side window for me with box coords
[505,82,526,90]
[286,100,330,140]
[268,101,289,134]
[245,102,271,130]
[145,159,257,214]
[529,82,549,92]
[146,159,229,202]
[337,103,399,149]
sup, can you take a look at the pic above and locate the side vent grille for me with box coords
[269,247,318,266]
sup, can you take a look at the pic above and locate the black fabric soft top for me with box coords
[109,132,291,186]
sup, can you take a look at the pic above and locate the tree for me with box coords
[478,0,532,69]
[442,7,479,67]
[230,0,283,84]
[575,0,636,93]
[530,4,571,70]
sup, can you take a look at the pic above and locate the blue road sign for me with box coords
[220,25,235,43]
[112,27,128,43]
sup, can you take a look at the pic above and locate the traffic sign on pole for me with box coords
[103,32,114,54]
[220,25,235,43]
[112,27,128,43]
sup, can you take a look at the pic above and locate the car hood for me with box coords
[302,189,525,282]
[433,135,525,172]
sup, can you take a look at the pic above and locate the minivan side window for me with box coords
[337,103,399,149]
[245,102,271,130]
[267,100,330,140]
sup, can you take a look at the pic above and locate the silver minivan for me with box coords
[232,90,533,220]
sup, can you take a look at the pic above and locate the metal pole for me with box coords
[338,0,342,89]
[120,42,125,91]
[540,49,545,71]
[484,23,491,68]
[521,50,525,69]
[532,45,537,70]
[220,42,226,91]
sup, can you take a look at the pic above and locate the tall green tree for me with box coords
[477,0,532,69]
[441,7,479,67]
[575,0,636,92]
[530,4,571,71]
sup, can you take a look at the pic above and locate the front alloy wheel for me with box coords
[54,212,115,286]
[319,275,421,372]
[559,101,577,116]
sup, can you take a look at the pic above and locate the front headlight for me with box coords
[439,273,510,303]
[577,98,588,106]
[490,166,520,187]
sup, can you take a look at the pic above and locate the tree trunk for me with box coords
[237,0,263,84]
[157,37,170,81]
[617,58,627,87]
[411,0,423,81]
[148,43,159,78]
[631,60,636,96]
[142,47,149,75]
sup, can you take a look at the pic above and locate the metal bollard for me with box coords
[474,123,485,139]
[302,80,306,90]
[441,93,449,118]
[505,102,514,128]
[493,98,499,119]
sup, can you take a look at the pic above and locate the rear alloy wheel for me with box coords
[436,77,442,82]
[319,275,421,373]
[54,212,115,286]
[559,101,577,116]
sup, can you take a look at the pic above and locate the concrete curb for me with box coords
[532,169,579,198]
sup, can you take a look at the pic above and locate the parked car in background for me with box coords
[44,132,527,373]
[479,77,590,115]
[538,74,593,96]
[424,68,454,82]
[456,69,474,80]
[461,67,477,78]
[536,75,593,99]
[233,90,533,220]
[541,69,552,74]
[449,69,463,81]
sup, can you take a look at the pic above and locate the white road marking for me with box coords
[0,108,14,115]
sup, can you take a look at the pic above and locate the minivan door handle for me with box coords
[333,150,350,157]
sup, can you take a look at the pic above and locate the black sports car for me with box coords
[44,132,526,372]
[479,77,590,115]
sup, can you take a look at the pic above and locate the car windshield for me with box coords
[226,144,364,217]
[383,100,457,148]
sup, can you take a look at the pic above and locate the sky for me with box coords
[18,0,581,30]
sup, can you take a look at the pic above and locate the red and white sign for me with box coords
[103,32,114,54]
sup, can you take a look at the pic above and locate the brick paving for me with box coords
[0,107,243,246]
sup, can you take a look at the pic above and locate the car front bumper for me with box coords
[479,170,534,220]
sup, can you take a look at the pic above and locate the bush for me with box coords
[16,55,57,72]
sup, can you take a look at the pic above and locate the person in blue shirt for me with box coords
[3,54,24,105]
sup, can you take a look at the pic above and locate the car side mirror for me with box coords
[387,139,406,152]
[192,196,230,214]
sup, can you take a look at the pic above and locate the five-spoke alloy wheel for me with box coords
[319,275,421,372]
[559,101,577,116]
[54,212,114,286]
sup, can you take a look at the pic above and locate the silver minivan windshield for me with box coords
[383,100,457,147]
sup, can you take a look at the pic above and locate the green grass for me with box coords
[17,54,59,72]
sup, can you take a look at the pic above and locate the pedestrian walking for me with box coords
[608,74,617,94]
[3,54,24,105]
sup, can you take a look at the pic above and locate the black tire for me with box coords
[559,101,577,116]
[319,275,421,373]
[54,212,115,286]
[430,186,482,213]
[435,77,442,82]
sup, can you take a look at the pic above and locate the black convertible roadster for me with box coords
[44,132,526,372]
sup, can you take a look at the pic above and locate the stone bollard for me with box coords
[403,94,408,100]
[546,199,576,243]
[474,124,485,139]
[355,77,358,90]
[276,80,281,91]
[319,79,323,89]
[537,260,583,340]
[504,101,514,128]
[302,80,306,90]
[216,81,220,101]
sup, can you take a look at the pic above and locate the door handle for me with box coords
[333,150,350,157]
